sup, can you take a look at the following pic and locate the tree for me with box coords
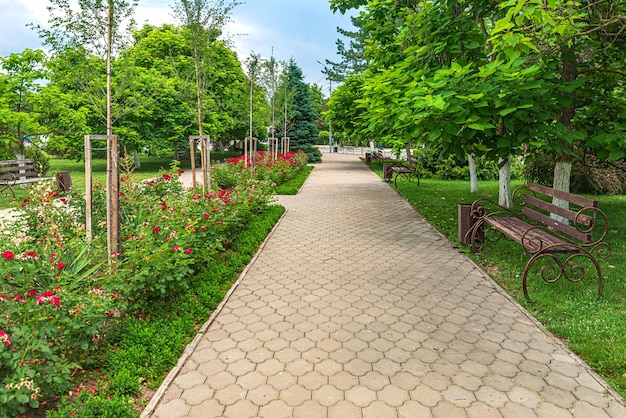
[323,15,369,82]
[33,0,138,136]
[245,52,263,140]
[0,49,47,158]
[262,52,282,144]
[489,0,626,199]
[34,0,140,256]
[282,59,320,162]
[325,73,368,146]
[328,0,626,204]
[171,0,240,191]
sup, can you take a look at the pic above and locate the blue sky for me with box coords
[0,0,354,87]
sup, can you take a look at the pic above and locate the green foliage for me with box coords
[0,285,120,417]
[48,392,135,418]
[212,150,309,190]
[0,155,281,413]
[0,49,48,156]
[419,148,523,181]
[294,143,322,163]
[113,168,273,305]
[329,0,626,186]
[274,165,313,195]
[282,60,319,153]
[105,204,284,402]
[523,152,626,195]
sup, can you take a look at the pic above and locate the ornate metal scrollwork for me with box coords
[522,248,604,302]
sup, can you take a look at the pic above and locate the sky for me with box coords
[0,0,355,88]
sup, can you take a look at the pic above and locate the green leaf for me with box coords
[499,107,517,116]
[468,123,486,131]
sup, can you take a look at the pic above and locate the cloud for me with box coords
[1,0,354,86]
[0,0,45,55]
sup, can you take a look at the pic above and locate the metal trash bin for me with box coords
[383,163,394,182]
[458,203,482,244]
[56,171,73,193]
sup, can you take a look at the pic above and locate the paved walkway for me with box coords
[143,153,626,418]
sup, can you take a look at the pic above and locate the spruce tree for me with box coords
[283,59,321,162]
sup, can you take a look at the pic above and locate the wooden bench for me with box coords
[391,155,421,187]
[363,149,385,166]
[342,143,354,153]
[0,159,52,198]
[466,183,611,301]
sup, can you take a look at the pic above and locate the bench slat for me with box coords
[527,182,597,209]
[485,217,580,253]
[522,207,592,243]
[524,195,594,227]
[0,165,37,173]
[0,158,36,166]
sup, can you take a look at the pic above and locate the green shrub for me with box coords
[294,144,322,163]
[419,148,523,181]
[523,152,626,195]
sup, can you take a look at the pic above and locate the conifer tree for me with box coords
[282,59,320,162]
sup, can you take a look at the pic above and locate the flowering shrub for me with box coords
[212,151,308,190]
[115,172,274,303]
[0,285,119,416]
[4,180,87,255]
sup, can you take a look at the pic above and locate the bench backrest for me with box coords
[0,159,39,180]
[522,183,597,243]
[405,154,420,170]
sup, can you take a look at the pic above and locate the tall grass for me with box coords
[369,161,626,398]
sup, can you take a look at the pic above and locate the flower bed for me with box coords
[0,156,285,416]
[211,150,308,190]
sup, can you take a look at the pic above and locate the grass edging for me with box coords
[141,205,289,417]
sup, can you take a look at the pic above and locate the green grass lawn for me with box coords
[369,160,626,398]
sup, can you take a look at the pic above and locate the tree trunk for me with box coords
[552,45,578,198]
[134,150,141,169]
[498,157,512,207]
[106,0,120,257]
[193,44,206,192]
[552,156,572,223]
[468,154,478,193]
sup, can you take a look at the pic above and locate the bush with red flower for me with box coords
[212,150,308,190]
[0,284,118,416]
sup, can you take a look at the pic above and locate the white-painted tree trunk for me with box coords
[498,157,512,207]
[468,154,478,193]
[551,158,573,223]
[134,150,141,169]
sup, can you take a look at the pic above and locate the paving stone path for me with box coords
[144,152,626,418]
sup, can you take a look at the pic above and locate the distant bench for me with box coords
[0,159,52,198]
[466,183,611,301]
[391,155,420,187]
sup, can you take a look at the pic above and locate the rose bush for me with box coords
[0,285,119,416]
[212,150,308,190]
